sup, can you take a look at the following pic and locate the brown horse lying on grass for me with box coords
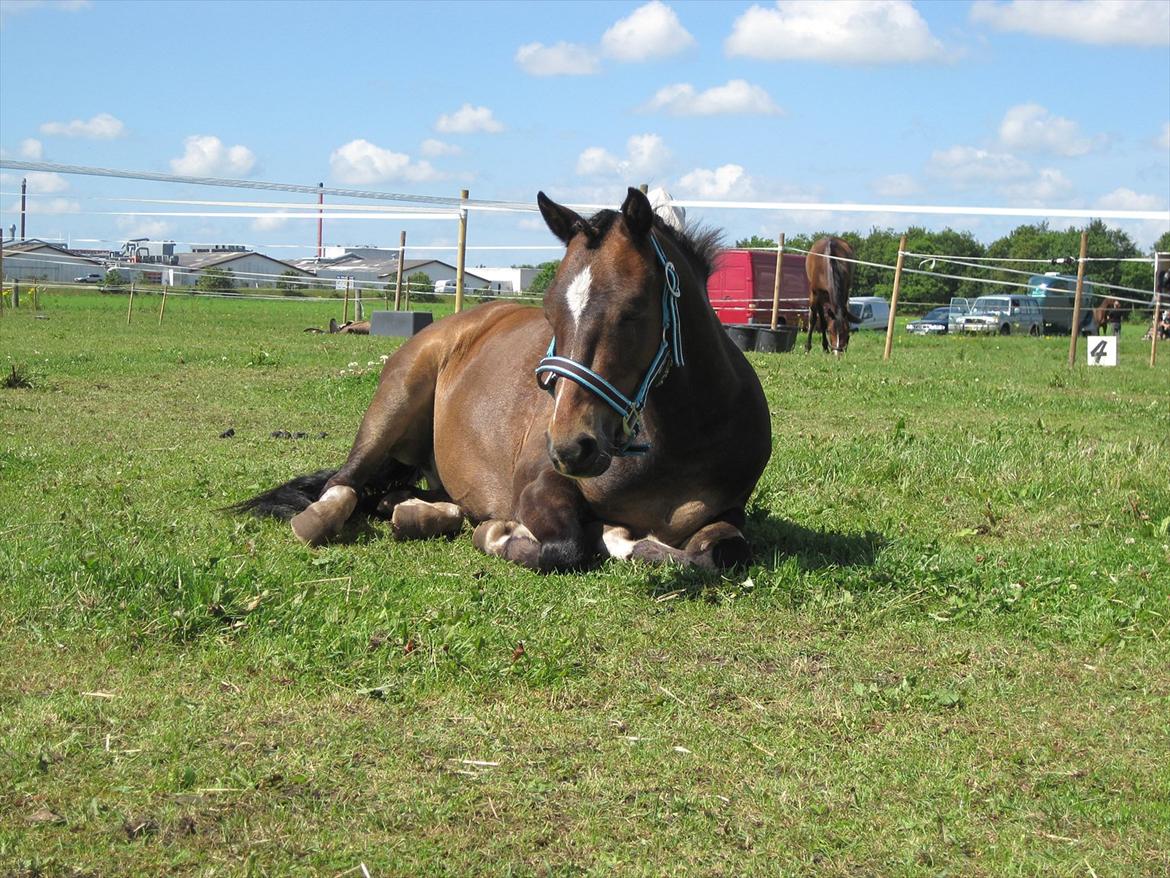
[237,188,772,572]
[805,236,858,355]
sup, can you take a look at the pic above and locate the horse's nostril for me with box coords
[550,433,601,473]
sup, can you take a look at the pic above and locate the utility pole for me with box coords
[20,178,27,240]
[316,182,324,259]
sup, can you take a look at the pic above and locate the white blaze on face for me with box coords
[565,265,592,327]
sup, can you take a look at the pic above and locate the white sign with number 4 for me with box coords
[1086,335,1117,367]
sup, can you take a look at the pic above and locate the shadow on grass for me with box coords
[746,508,885,573]
[643,508,885,602]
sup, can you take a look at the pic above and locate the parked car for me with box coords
[847,296,890,329]
[955,295,1044,335]
[949,297,972,333]
[906,306,952,334]
[433,279,459,294]
[74,273,103,283]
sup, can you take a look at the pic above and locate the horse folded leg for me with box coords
[473,520,542,569]
[600,526,691,566]
[290,485,358,546]
[388,497,464,540]
[684,521,750,570]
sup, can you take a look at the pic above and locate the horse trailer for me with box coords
[707,250,810,326]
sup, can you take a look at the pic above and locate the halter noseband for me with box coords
[534,234,683,455]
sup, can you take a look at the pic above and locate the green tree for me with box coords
[407,271,434,303]
[733,235,777,250]
[195,267,235,293]
[102,268,126,290]
[528,261,560,296]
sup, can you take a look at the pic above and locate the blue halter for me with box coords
[534,234,684,455]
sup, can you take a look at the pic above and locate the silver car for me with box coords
[956,295,1044,336]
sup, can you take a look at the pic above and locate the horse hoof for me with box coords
[391,499,464,540]
[290,485,358,546]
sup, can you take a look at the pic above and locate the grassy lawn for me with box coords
[1,291,1168,876]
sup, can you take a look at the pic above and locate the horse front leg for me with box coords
[291,345,438,546]
[599,514,750,571]
[473,469,592,572]
[804,305,816,353]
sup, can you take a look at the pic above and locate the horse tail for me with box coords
[829,241,851,319]
[822,239,835,309]
[230,457,421,520]
[229,469,340,520]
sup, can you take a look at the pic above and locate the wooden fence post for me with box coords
[355,285,364,321]
[770,233,785,330]
[158,283,168,326]
[393,230,406,311]
[1152,252,1164,368]
[126,281,135,325]
[1067,230,1089,369]
[343,277,351,325]
[455,189,469,313]
[883,234,908,361]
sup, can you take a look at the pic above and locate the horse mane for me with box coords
[587,208,724,279]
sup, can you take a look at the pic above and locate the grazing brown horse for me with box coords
[804,236,858,355]
[1093,297,1123,335]
[237,188,772,572]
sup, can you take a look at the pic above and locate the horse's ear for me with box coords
[538,191,583,245]
[620,187,653,242]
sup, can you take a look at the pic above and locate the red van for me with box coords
[707,249,809,326]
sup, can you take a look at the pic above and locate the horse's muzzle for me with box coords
[547,432,611,478]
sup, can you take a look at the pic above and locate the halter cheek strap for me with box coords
[534,234,683,455]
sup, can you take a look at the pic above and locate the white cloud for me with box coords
[971,1,1169,47]
[329,139,441,184]
[575,133,671,178]
[642,80,781,116]
[515,41,600,75]
[1,1,90,21]
[1095,188,1163,211]
[419,138,461,158]
[927,145,1031,184]
[39,112,125,139]
[116,217,173,240]
[726,1,948,64]
[1001,168,1074,202]
[6,196,80,215]
[872,173,920,197]
[0,170,69,193]
[435,104,504,134]
[251,215,290,232]
[677,164,756,199]
[602,1,696,61]
[998,103,1098,156]
[170,135,256,177]
[1158,122,1170,151]
[19,138,43,159]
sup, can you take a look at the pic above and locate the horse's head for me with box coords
[827,307,854,356]
[535,187,676,479]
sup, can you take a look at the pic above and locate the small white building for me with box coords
[173,250,312,289]
[469,266,540,295]
[1,240,104,284]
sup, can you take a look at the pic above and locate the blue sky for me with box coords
[1,0,1168,263]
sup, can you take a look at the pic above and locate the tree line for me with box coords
[736,221,1169,306]
[525,221,1169,307]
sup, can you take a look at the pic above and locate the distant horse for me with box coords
[805,236,858,355]
[1093,297,1123,335]
[236,188,772,572]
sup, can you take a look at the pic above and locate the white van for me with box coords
[955,295,1044,336]
[847,296,891,330]
[433,279,460,295]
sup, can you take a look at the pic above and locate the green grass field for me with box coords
[2,292,1168,877]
